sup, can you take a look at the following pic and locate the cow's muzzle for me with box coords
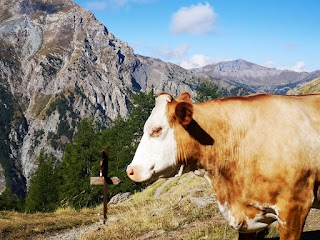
[126,164,154,182]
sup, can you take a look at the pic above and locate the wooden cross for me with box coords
[90,146,120,224]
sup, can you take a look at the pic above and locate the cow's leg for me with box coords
[278,204,311,240]
[278,216,307,240]
[278,221,303,240]
[238,232,256,240]
[277,171,316,240]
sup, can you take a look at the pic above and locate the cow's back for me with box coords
[195,94,320,168]
[192,94,320,209]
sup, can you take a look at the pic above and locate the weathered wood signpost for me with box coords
[90,146,120,223]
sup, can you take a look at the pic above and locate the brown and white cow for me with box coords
[126,92,320,240]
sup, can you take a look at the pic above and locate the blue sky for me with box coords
[73,0,320,72]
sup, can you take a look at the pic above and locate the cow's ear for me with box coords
[156,93,173,106]
[175,102,193,127]
[175,92,192,103]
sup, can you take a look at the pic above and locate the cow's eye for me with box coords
[151,126,162,137]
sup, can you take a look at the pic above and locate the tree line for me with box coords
[0,83,219,212]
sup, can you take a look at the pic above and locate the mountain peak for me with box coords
[200,59,268,73]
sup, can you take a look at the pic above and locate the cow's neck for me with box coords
[189,103,246,204]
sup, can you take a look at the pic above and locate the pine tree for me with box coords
[127,90,155,135]
[0,188,24,211]
[58,119,102,209]
[195,82,219,102]
[25,151,58,212]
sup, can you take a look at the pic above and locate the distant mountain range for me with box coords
[0,0,319,196]
[192,59,320,94]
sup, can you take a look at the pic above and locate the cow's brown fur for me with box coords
[166,93,320,240]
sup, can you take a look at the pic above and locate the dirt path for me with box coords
[302,208,320,240]
[304,208,320,232]
[35,222,102,240]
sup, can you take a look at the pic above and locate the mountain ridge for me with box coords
[192,59,320,93]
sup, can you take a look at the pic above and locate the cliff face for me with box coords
[0,0,199,195]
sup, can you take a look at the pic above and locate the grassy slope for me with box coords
[83,173,239,240]
[0,207,99,239]
[1,173,281,239]
[0,174,237,239]
[288,77,320,95]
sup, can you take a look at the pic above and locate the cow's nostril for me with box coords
[127,167,134,176]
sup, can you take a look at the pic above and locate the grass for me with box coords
[0,207,99,239]
[186,224,237,240]
[288,77,320,95]
[0,173,281,239]
[81,173,241,240]
[31,93,52,118]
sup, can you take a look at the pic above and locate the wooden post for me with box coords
[90,177,106,223]
[90,146,120,224]
[90,177,104,185]
[90,176,120,223]
[103,179,108,223]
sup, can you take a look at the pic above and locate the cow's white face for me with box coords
[126,94,180,182]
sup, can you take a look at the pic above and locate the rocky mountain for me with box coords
[193,59,320,94]
[0,0,198,196]
[0,0,319,197]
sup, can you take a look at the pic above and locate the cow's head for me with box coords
[126,92,206,183]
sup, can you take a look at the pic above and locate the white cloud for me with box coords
[262,60,277,69]
[170,2,217,35]
[262,60,307,72]
[180,54,228,69]
[160,43,190,60]
[287,61,306,72]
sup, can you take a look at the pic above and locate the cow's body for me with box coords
[127,93,320,240]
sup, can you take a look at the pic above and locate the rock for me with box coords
[108,192,131,205]
[189,196,215,208]
[137,230,166,240]
[153,177,176,199]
